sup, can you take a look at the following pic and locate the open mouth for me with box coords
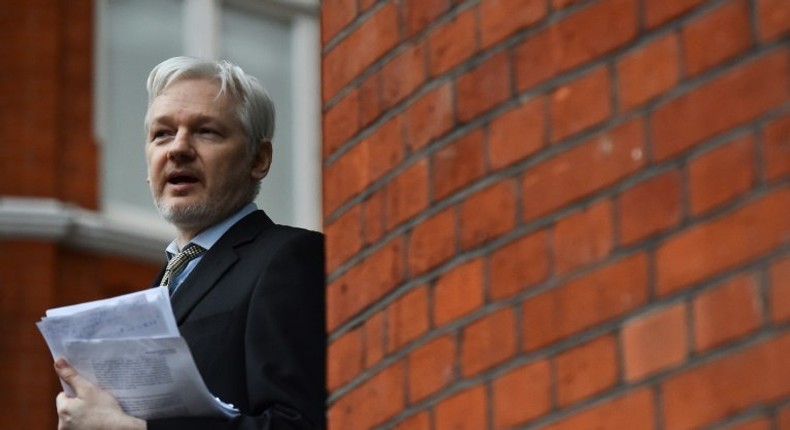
[166,171,200,186]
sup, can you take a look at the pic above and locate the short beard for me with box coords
[156,200,222,233]
[155,186,254,235]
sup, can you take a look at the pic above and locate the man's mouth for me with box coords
[166,171,200,187]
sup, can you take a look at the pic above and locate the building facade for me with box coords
[322,0,790,429]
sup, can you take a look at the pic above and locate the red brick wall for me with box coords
[0,0,98,208]
[0,2,161,428]
[0,242,159,429]
[321,0,789,428]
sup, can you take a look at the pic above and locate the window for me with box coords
[95,0,321,240]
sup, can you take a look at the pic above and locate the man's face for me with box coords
[145,78,267,235]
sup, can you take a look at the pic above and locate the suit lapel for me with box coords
[170,210,274,324]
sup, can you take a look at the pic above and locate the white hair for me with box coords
[145,56,276,156]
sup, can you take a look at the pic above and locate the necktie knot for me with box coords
[161,244,206,291]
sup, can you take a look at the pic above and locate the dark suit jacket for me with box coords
[147,210,326,430]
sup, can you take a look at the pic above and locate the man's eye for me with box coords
[198,128,219,136]
[151,130,171,140]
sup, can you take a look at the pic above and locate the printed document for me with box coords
[37,287,238,420]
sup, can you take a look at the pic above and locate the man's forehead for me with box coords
[149,81,233,115]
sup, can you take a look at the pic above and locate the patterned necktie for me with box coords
[161,244,206,292]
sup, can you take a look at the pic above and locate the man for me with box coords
[53,57,326,430]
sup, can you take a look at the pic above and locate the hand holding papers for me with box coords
[37,287,238,420]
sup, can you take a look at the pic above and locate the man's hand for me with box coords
[54,359,147,430]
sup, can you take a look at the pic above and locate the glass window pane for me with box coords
[221,6,295,225]
[100,0,184,215]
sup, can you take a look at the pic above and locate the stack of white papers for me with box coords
[37,287,238,420]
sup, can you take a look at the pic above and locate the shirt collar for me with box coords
[165,202,258,258]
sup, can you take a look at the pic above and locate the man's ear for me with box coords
[251,139,273,180]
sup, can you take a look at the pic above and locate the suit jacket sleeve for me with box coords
[147,229,326,430]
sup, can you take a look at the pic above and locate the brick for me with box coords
[401,0,450,38]
[0,243,55,307]
[324,114,404,208]
[386,158,430,229]
[321,0,357,43]
[407,208,456,276]
[556,335,619,406]
[365,115,405,183]
[757,0,790,40]
[0,244,64,429]
[327,237,404,331]
[0,248,59,430]
[780,405,790,429]
[359,72,382,127]
[489,229,550,300]
[616,33,681,110]
[328,327,363,391]
[359,0,377,12]
[97,256,162,300]
[617,169,683,245]
[522,119,645,220]
[433,258,485,326]
[514,0,638,90]
[656,187,790,296]
[323,89,360,158]
[57,252,105,307]
[381,43,427,110]
[553,199,614,275]
[362,189,386,245]
[541,388,656,430]
[480,0,547,48]
[763,114,790,181]
[407,335,456,402]
[363,310,386,368]
[724,417,771,430]
[427,7,478,76]
[769,255,790,323]
[394,412,430,430]
[662,333,790,430]
[432,129,486,200]
[643,0,706,28]
[694,274,762,352]
[492,360,551,429]
[457,52,513,123]
[682,0,753,76]
[461,307,517,376]
[325,204,363,273]
[322,3,400,101]
[459,180,518,249]
[324,142,369,216]
[1,4,60,200]
[58,0,99,209]
[328,361,405,429]
[553,0,585,9]
[522,253,649,350]
[651,51,789,161]
[550,66,612,142]
[404,83,454,151]
[388,286,430,351]
[622,303,688,381]
[434,385,487,430]
[688,135,756,215]
[488,96,545,170]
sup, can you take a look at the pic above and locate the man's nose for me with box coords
[167,129,196,162]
